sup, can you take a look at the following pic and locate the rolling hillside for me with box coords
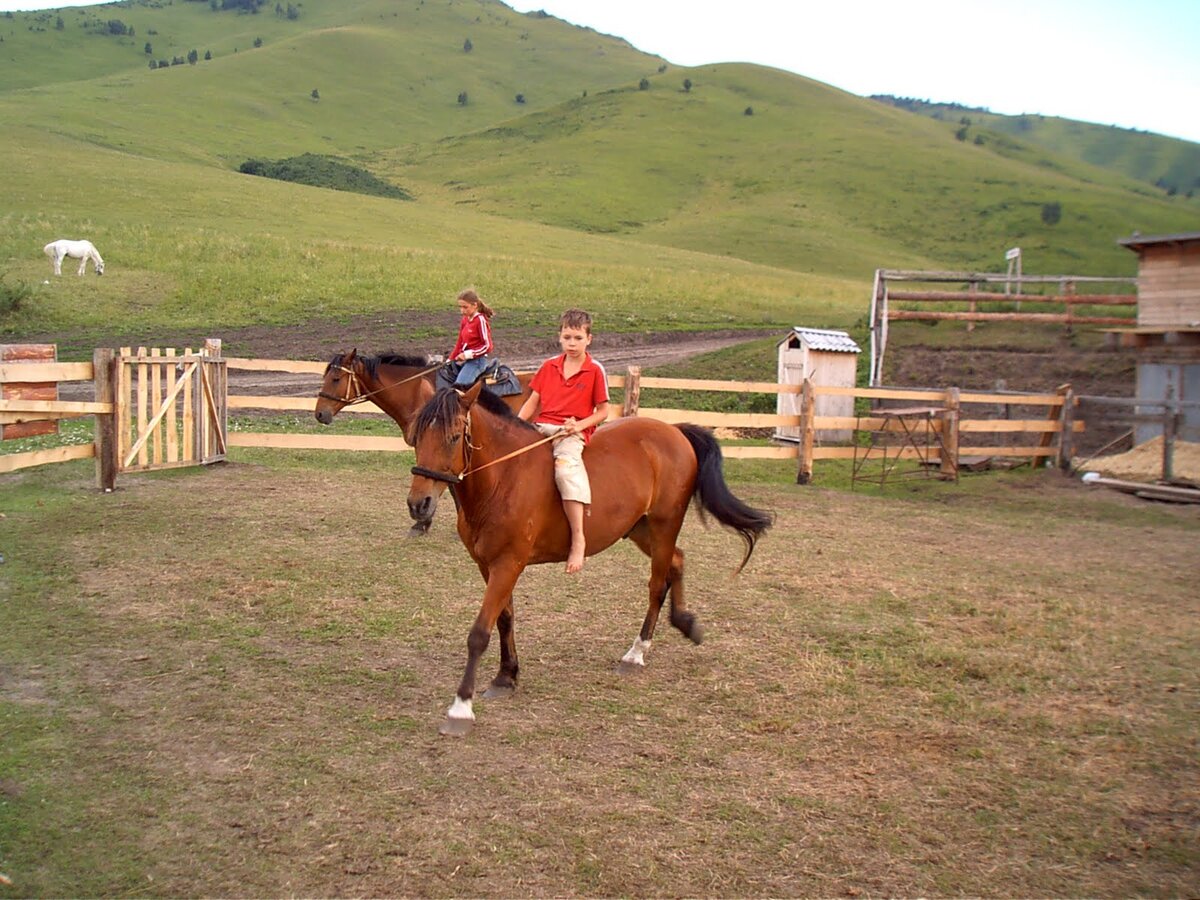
[872,96,1200,199]
[1,0,1197,351]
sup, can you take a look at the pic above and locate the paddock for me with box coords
[2,448,1196,896]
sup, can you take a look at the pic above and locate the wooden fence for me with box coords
[2,345,1083,488]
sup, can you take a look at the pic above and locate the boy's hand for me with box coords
[562,417,579,435]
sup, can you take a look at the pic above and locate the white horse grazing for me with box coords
[44,239,105,276]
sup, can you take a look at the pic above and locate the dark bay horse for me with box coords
[314,350,533,534]
[407,381,773,736]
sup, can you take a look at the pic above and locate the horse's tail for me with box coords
[677,424,773,573]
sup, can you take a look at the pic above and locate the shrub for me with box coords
[744,106,754,116]
[311,88,319,101]
[638,77,649,90]
[463,37,472,52]
[682,78,692,92]
[955,126,968,141]
[187,48,199,64]
[1041,202,1062,225]
[236,153,414,201]
[515,93,525,104]
[0,272,33,318]
[144,41,152,54]
[457,91,468,106]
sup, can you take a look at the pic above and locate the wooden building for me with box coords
[776,327,861,443]
[1116,231,1200,443]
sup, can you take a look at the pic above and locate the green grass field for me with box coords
[1,0,1195,357]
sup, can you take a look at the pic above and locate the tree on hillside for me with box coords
[205,49,212,60]
[144,41,152,54]
[55,15,63,29]
[638,77,650,90]
[253,36,263,47]
[1041,202,1062,225]
[515,93,525,104]
[187,48,199,64]
[682,78,692,92]
[955,126,968,141]
[744,106,754,116]
[286,3,298,18]
[311,88,320,101]
[463,37,473,52]
[457,91,468,106]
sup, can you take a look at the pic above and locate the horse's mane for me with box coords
[412,386,537,443]
[326,351,431,380]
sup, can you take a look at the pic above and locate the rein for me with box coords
[318,363,442,406]
[411,412,562,484]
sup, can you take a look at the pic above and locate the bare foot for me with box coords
[565,543,585,574]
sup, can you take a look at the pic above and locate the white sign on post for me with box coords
[1005,247,1021,261]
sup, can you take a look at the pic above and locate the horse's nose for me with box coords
[315,408,332,425]
[407,495,434,522]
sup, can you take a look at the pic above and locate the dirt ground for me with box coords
[2,460,1197,897]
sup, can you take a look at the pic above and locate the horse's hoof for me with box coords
[439,716,474,737]
[615,660,644,676]
[482,682,515,700]
[688,623,705,645]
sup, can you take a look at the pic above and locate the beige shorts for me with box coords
[535,423,591,504]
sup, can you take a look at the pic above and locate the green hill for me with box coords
[872,96,1200,199]
[0,0,1196,353]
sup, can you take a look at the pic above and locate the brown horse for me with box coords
[315,350,533,534]
[407,381,773,736]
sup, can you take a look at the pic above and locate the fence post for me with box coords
[1057,388,1076,472]
[93,348,117,491]
[941,387,960,479]
[1162,384,1177,482]
[622,365,641,418]
[797,378,815,484]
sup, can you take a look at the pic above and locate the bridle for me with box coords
[317,362,442,406]
[410,409,560,485]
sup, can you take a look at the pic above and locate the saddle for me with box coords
[436,359,523,398]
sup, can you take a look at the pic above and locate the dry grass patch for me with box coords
[1,460,1196,896]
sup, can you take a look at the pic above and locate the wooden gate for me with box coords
[115,340,227,473]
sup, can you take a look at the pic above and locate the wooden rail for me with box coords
[2,348,1084,489]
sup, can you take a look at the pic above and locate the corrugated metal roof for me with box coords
[780,327,861,353]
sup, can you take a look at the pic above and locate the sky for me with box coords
[2,0,1198,143]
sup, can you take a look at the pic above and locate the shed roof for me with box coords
[1118,231,1200,251]
[779,327,861,353]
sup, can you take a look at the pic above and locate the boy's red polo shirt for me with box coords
[530,352,609,441]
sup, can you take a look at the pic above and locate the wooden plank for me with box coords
[888,310,1133,325]
[118,347,131,467]
[0,399,112,415]
[958,391,1064,406]
[958,419,1062,433]
[721,445,798,459]
[636,376,801,394]
[227,432,412,451]
[815,385,945,402]
[0,443,94,473]
[0,362,92,381]
[964,446,1057,457]
[887,290,1135,306]
[228,395,386,413]
[136,347,148,467]
[813,446,937,460]
[165,349,179,463]
[182,348,194,463]
[636,409,799,428]
[151,348,163,465]
[225,357,329,375]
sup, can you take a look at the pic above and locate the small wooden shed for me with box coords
[1116,231,1200,443]
[776,327,861,443]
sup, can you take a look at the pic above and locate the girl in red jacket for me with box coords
[447,288,495,388]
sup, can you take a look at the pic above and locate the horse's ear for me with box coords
[460,380,485,411]
[346,348,357,364]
